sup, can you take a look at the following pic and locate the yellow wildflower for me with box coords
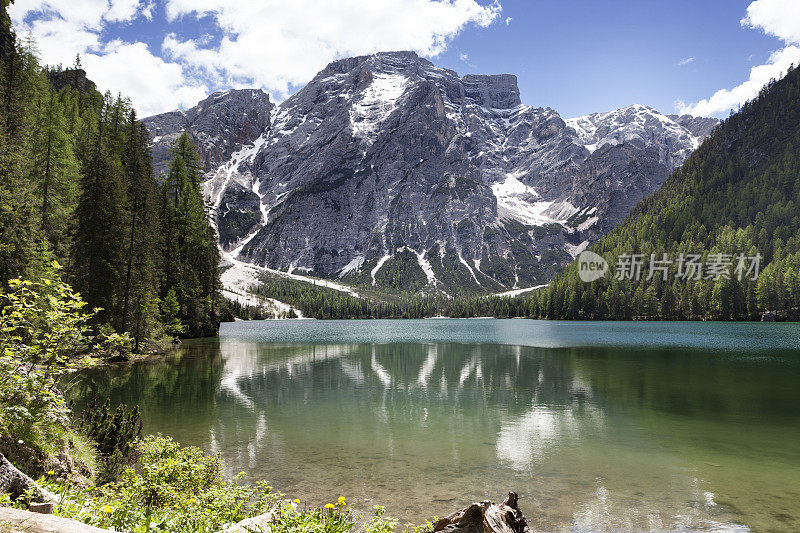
[102,505,114,514]
[337,496,346,506]
[325,503,335,509]
[293,499,300,504]
[47,470,55,476]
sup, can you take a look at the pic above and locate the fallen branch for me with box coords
[434,492,529,533]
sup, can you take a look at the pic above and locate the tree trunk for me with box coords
[434,492,529,533]
[0,507,114,532]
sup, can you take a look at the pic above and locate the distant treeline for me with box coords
[250,274,532,319]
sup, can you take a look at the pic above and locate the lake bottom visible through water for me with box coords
[72,320,800,532]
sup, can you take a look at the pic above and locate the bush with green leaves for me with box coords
[270,499,355,533]
[0,260,97,451]
[39,433,424,533]
[43,434,278,532]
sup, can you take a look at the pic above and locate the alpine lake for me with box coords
[70,320,800,532]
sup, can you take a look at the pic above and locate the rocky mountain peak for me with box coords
[461,74,521,109]
[311,51,521,112]
[144,88,272,176]
[144,53,719,296]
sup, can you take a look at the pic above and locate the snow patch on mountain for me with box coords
[493,284,549,297]
[371,254,392,286]
[339,256,365,278]
[409,248,437,285]
[459,253,481,285]
[350,73,409,141]
[492,173,578,226]
[565,240,590,257]
[565,104,704,166]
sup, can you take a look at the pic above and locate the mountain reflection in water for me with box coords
[71,320,800,532]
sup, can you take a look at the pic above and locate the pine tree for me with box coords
[119,111,161,349]
[26,88,80,259]
[72,95,128,324]
[0,24,40,282]
[160,133,220,337]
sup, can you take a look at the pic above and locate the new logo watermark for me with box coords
[577,251,609,282]
[577,251,762,283]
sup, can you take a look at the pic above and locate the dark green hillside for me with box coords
[525,64,800,321]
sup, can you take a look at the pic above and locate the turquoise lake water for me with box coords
[73,320,800,531]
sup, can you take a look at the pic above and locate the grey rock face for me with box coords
[145,51,717,294]
[668,114,720,139]
[217,183,262,249]
[143,89,272,176]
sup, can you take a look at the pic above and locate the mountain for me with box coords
[527,64,800,321]
[144,51,716,296]
[143,89,272,177]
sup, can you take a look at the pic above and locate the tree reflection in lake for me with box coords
[71,322,800,532]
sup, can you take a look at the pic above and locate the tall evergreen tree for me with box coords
[161,133,220,337]
[0,8,222,345]
[26,88,80,258]
[0,21,40,282]
[120,111,161,348]
[72,95,128,324]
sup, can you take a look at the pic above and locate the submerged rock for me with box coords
[434,492,529,533]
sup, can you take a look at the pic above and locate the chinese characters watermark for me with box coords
[577,251,762,283]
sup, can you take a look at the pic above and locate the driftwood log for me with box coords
[0,453,56,503]
[434,492,529,533]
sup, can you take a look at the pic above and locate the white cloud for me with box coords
[10,0,146,29]
[10,1,208,115]
[676,57,694,66]
[162,0,503,97]
[140,1,155,21]
[21,17,103,67]
[106,0,145,23]
[83,41,209,116]
[678,0,800,116]
[742,0,800,44]
[10,0,504,114]
[10,0,110,29]
[505,16,513,25]
[677,45,800,116]
[459,52,469,62]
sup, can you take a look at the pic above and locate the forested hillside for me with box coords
[524,64,800,321]
[0,5,221,344]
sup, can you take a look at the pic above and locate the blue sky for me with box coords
[10,0,800,117]
[437,0,788,117]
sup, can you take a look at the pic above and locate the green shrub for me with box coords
[0,261,96,454]
[271,499,355,533]
[44,434,278,532]
[364,506,398,533]
[77,399,142,484]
